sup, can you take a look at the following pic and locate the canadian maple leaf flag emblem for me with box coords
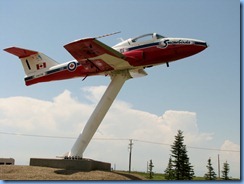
[36,62,46,70]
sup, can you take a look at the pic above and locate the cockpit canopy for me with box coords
[112,33,166,51]
[131,33,165,43]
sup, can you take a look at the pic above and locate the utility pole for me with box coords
[218,154,220,179]
[128,139,133,173]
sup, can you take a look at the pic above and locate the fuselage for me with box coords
[24,33,207,85]
[113,33,207,67]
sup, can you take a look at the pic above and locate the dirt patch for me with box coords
[0,165,146,180]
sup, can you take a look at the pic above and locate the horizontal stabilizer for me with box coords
[4,47,38,58]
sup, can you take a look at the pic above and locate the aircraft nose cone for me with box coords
[193,40,208,48]
[168,38,208,59]
[188,39,208,53]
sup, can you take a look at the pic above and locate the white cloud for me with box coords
[219,140,240,178]
[221,140,240,152]
[102,107,213,146]
[0,96,53,131]
[82,85,107,103]
[0,90,93,136]
[0,86,240,178]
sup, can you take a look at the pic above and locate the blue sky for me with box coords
[0,0,240,180]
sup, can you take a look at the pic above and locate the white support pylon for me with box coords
[68,70,131,158]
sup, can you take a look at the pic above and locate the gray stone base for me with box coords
[30,158,111,171]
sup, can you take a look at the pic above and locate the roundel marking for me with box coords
[67,62,77,72]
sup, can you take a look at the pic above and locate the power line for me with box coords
[0,131,130,142]
[133,139,240,153]
[0,131,240,153]
[0,131,75,139]
[134,139,171,146]
[0,131,128,141]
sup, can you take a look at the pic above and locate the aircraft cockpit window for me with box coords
[131,34,154,43]
[131,33,165,43]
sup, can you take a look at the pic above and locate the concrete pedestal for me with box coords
[30,158,111,171]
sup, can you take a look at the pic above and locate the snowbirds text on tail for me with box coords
[4,32,207,159]
[4,32,207,86]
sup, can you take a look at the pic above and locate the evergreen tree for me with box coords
[169,130,194,180]
[204,158,217,180]
[221,161,230,180]
[148,159,154,179]
[164,156,175,180]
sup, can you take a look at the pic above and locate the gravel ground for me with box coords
[0,165,146,180]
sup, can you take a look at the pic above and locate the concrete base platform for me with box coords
[30,158,111,171]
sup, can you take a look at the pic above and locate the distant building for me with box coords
[0,158,15,165]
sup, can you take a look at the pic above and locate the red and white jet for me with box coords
[4,32,208,158]
[4,32,207,86]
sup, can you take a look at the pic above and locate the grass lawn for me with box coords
[127,171,239,180]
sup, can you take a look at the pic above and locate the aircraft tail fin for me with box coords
[4,47,58,76]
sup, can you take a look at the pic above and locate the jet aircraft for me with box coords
[4,32,208,158]
[4,32,207,86]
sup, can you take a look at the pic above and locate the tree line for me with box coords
[149,130,231,180]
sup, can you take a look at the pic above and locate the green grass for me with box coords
[129,171,239,180]
[131,171,166,180]
[116,171,240,180]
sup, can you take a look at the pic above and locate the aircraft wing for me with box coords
[64,38,132,71]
